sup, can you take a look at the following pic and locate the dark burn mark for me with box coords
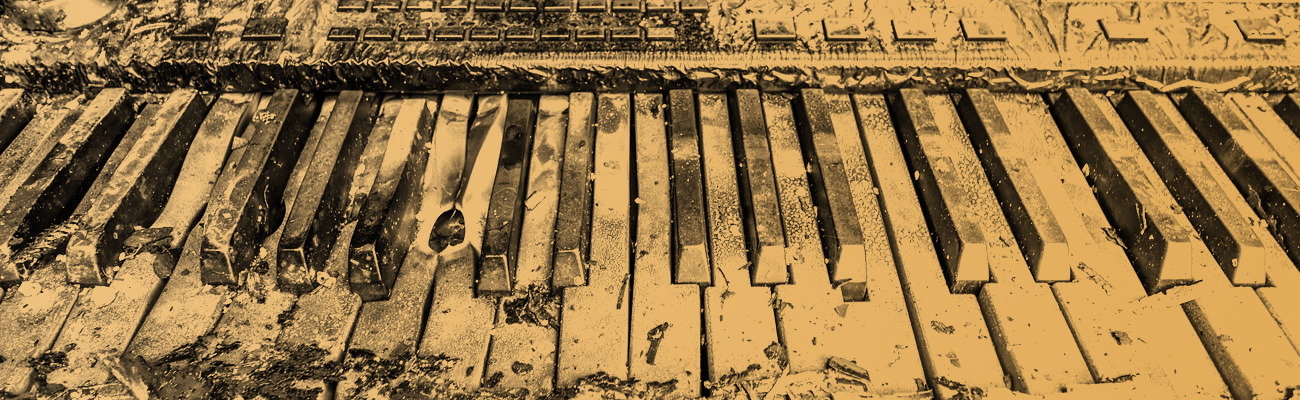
[431,208,466,253]
[931,320,956,334]
[645,322,670,365]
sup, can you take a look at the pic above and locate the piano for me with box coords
[0,0,1299,399]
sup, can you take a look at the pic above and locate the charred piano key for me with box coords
[731,89,788,285]
[1275,93,1300,138]
[557,93,631,385]
[628,92,703,393]
[958,89,1072,283]
[200,90,316,286]
[460,95,509,254]
[65,90,209,286]
[0,102,81,219]
[0,89,33,151]
[278,91,380,294]
[667,89,711,286]
[133,93,256,277]
[554,92,596,288]
[350,98,432,301]
[753,19,796,42]
[0,89,133,285]
[1115,91,1267,286]
[1178,89,1300,267]
[890,89,989,294]
[1236,18,1284,43]
[478,99,536,295]
[799,88,867,298]
[1052,88,1194,292]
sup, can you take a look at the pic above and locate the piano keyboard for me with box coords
[0,88,1299,400]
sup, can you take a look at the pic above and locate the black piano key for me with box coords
[667,89,711,286]
[1275,93,1300,136]
[731,89,788,286]
[277,91,380,294]
[64,90,208,286]
[958,89,1072,283]
[0,89,133,285]
[1052,88,1195,292]
[576,28,605,41]
[200,90,316,286]
[0,89,34,152]
[1114,91,1268,286]
[1178,89,1300,268]
[890,89,989,294]
[554,92,596,288]
[505,27,536,41]
[350,98,432,301]
[799,88,867,298]
[478,99,537,295]
[0,104,83,235]
[241,17,288,41]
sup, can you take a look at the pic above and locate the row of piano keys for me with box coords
[0,87,1298,399]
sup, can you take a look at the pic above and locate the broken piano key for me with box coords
[65,89,209,286]
[350,97,433,301]
[0,88,134,285]
[278,91,381,294]
[477,98,537,295]
[200,90,316,286]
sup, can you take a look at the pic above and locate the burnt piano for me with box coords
[0,0,1299,398]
